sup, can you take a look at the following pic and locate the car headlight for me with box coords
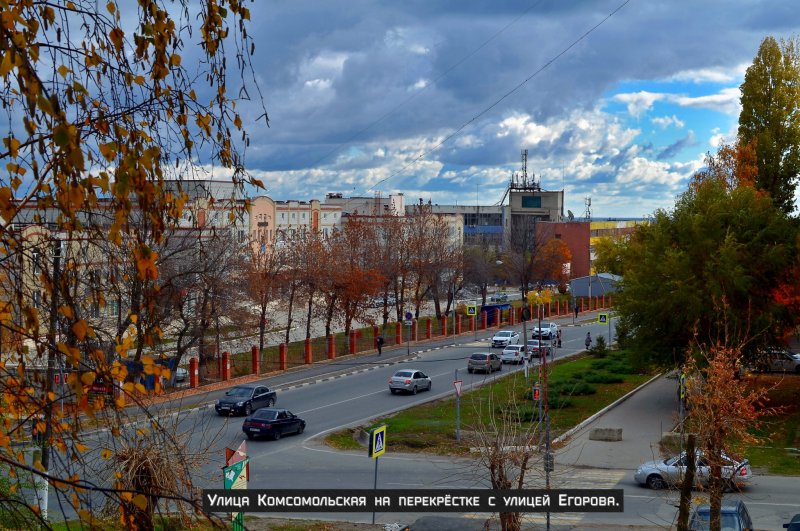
[236,401,245,406]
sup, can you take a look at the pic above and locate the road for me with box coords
[36,314,800,530]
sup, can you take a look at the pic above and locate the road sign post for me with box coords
[223,441,249,531]
[369,425,387,524]
[454,371,462,442]
[405,312,413,357]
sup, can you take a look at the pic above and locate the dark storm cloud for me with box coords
[228,0,800,215]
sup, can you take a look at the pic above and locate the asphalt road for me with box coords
[37,313,799,530]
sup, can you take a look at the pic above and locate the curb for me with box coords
[553,371,664,445]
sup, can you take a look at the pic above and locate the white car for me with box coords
[532,322,559,340]
[757,348,800,374]
[501,345,532,364]
[491,330,520,348]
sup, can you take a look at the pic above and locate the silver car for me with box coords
[634,450,752,490]
[757,348,800,373]
[388,369,432,395]
[501,345,530,364]
[468,352,503,374]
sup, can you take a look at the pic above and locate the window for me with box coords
[32,249,40,274]
[522,196,542,208]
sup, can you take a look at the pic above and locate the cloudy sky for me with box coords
[231,0,800,219]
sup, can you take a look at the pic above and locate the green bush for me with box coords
[549,397,573,409]
[589,335,609,358]
[585,372,625,384]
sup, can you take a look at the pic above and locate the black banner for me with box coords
[202,489,624,513]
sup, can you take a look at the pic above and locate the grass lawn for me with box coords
[744,373,800,475]
[325,349,654,455]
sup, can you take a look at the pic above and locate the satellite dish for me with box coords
[567,210,575,221]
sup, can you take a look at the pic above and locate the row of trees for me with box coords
[595,35,800,531]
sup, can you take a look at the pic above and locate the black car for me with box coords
[242,408,305,440]
[785,513,800,531]
[215,384,276,416]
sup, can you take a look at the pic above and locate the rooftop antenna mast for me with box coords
[583,196,592,221]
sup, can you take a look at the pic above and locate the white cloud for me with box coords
[651,115,685,129]
[613,91,666,117]
[666,63,748,84]
[672,87,741,115]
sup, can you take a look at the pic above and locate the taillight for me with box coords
[388,378,392,383]
[404,379,411,384]
[739,467,748,476]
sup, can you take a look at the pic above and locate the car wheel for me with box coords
[427,381,432,391]
[244,403,252,416]
[297,423,305,435]
[246,433,254,440]
[412,386,418,395]
[646,475,667,490]
[468,368,474,374]
[497,364,502,371]
[267,398,275,407]
[273,431,281,441]
[390,388,397,394]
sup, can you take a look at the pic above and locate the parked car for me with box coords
[490,291,509,302]
[491,330,520,348]
[688,500,754,531]
[468,352,502,374]
[241,408,305,440]
[785,513,800,531]
[501,344,531,364]
[388,369,432,395]
[215,384,276,416]
[635,450,752,491]
[532,322,559,340]
[756,348,800,373]
[174,367,188,382]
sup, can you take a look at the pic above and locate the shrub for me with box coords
[589,335,609,358]
[585,372,625,384]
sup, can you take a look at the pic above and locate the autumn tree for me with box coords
[529,238,571,288]
[683,336,777,531]
[463,237,497,304]
[615,154,800,365]
[739,35,800,214]
[0,0,264,527]
[245,232,287,353]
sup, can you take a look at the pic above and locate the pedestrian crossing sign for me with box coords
[598,312,608,324]
[369,425,387,458]
[466,304,477,316]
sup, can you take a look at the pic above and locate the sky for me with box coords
[222,1,800,219]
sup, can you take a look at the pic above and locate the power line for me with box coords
[367,0,632,194]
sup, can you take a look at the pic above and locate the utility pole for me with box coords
[538,301,552,531]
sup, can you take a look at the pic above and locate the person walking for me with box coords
[584,332,592,350]
[574,304,579,319]
[557,329,562,348]
[376,335,385,356]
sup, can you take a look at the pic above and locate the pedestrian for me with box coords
[557,329,562,348]
[574,304,579,319]
[585,332,592,350]
[376,335,385,356]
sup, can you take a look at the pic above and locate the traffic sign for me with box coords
[369,425,387,458]
[532,386,541,401]
[405,311,413,321]
[466,304,477,316]
[453,380,463,396]
[598,312,609,324]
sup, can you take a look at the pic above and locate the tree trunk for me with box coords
[305,288,314,339]
[677,434,696,531]
[285,285,296,345]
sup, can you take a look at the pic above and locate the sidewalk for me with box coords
[555,371,679,469]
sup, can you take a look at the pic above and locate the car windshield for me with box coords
[226,387,253,397]
[471,354,488,360]
[253,409,279,420]
[394,371,413,378]
[527,340,540,347]
[496,332,512,337]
